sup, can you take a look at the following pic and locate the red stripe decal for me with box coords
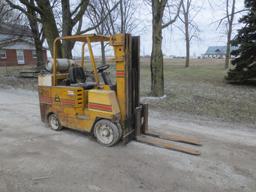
[40,96,52,104]
[39,97,76,105]
[61,99,75,105]
[116,71,125,77]
[88,103,112,112]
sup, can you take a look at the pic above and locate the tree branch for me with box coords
[226,0,230,23]
[5,0,42,22]
[213,8,248,29]
[173,23,186,35]
[162,0,183,29]
[103,0,116,34]
[72,0,89,26]
[20,0,43,15]
[77,1,120,35]
[75,15,83,35]
[71,0,83,16]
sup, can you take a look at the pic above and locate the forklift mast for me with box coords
[119,34,201,154]
[115,34,144,143]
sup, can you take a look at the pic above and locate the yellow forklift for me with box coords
[38,34,201,155]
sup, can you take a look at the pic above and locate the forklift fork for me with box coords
[134,104,201,156]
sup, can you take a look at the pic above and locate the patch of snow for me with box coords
[141,94,167,100]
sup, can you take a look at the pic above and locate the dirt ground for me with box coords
[0,87,255,192]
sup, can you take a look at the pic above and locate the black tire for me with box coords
[48,113,62,131]
[116,123,123,140]
[93,119,121,147]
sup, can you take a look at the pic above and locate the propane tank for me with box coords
[46,59,76,72]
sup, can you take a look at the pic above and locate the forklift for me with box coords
[38,34,201,155]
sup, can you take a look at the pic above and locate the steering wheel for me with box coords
[97,64,110,73]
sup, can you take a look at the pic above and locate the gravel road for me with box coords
[0,88,255,192]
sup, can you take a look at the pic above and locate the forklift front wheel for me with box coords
[48,113,62,131]
[93,119,121,147]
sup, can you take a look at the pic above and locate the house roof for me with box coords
[204,46,237,55]
[0,38,47,50]
[0,23,33,37]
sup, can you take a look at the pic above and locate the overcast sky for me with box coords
[67,0,245,58]
[135,0,244,57]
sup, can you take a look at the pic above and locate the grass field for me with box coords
[140,58,256,125]
[0,58,255,124]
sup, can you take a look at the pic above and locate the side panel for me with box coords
[38,86,52,123]
[38,86,119,132]
[88,89,120,114]
[50,86,92,131]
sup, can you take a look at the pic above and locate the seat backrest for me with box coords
[69,67,86,83]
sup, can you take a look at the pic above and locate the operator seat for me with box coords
[69,66,96,89]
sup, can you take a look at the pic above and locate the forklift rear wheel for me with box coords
[94,119,121,147]
[48,113,62,131]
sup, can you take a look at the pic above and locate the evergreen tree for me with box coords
[226,0,256,82]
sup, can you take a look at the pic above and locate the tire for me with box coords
[48,113,62,131]
[93,119,121,147]
[116,123,123,140]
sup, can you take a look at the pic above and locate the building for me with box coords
[203,46,237,59]
[0,23,47,67]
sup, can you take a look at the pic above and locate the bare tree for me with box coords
[5,0,127,60]
[5,0,91,58]
[0,2,11,23]
[86,0,138,34]
[26,0,45,68]
[0,1,24,24]
[0,1,44,67]
[224,0,236,69]
[177,0,201,67]
[86,0,138,65]
[5,0,58,67]
[118,0,138,33]
[60,0,90,58]
[58,0,119,58]
[5,0,62,57]
[215,0,236,69]
[86,0,112,65]
[147,0,183,96]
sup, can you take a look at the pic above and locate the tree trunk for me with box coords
[225,0,236,69]
[184,12,190,68]
[120,0,124,33]
[99,6,106,65]
[36,0,62,58]
[101,41,106,65]
[225,31,232,69]
[185,39,190,68]
[61,0,73,58]
[26,1,45,68]
[150,1,165,97]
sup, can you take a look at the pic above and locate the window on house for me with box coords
[0,50,7,59]
[16,50,25,64]
[32,50,37,58]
